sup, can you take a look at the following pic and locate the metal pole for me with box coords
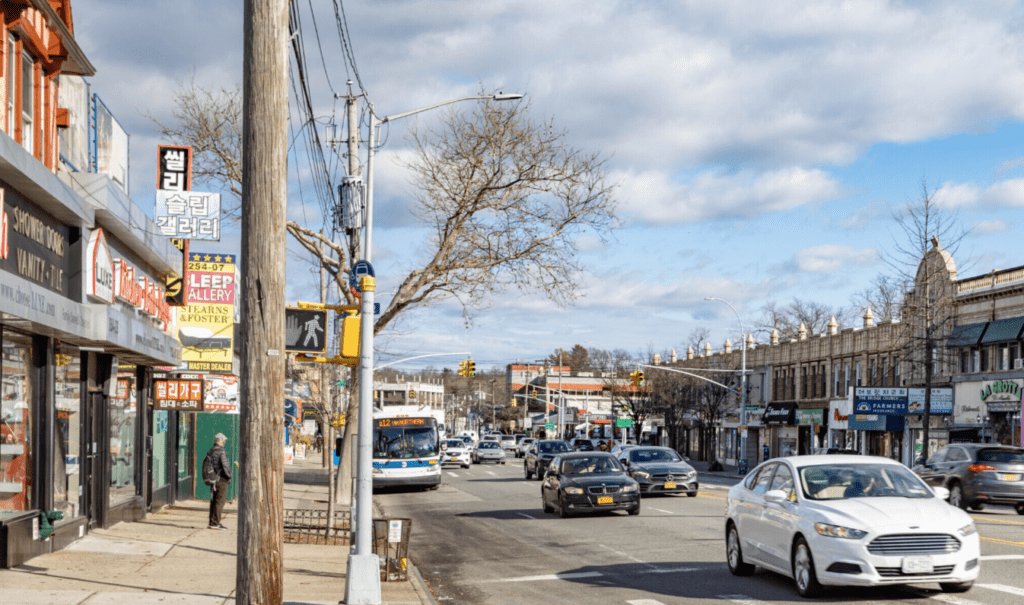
[706,298,747,473]
[346,111,380,604]
[558,352,563,439]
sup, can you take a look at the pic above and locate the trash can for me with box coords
[372,518,411,581]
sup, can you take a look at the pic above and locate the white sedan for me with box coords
[726,455,980,598]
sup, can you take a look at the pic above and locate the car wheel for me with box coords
[792,537,822,598]
[1016,502,1024,516]
[628,504,640,516]
[558,495,571,518]
[536,469,544,481]
[462,463,469,469]
[525,464,533,480]
[949,483,967,510]
[687,490,698,498]
[726,523,755,576]
[969,501,985,511]
[543,493,554,514]
[939,581,974,593]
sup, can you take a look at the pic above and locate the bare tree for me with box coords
[850,273,906,323]
[753,299,851,341]
[153,83,618,507]
[886,182,966,462]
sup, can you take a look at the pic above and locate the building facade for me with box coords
[1,2,184,567]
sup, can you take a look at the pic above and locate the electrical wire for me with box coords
[333,0,365,94]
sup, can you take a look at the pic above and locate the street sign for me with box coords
[615,418,634,428]
[544,422,555,430]
[349,260,375,292]
[285,308,328,353]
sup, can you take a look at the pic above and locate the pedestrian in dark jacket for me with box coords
[205,433,232,529]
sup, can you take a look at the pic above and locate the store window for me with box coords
[53,345,82,518]
[109,373,138,505]
[177,413,191,480]
[152,410,169,491]
[1,327,33,514]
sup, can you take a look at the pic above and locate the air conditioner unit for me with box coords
[1015,358,1024,370]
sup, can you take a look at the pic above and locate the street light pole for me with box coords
[706,298,748,473]
[348,92,522,605]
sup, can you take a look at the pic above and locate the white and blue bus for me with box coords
[372,412,441,489]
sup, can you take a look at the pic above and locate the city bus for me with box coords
[372,411,441,489]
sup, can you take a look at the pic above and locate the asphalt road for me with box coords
[375,461,1024,605]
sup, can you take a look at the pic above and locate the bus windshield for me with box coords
[374,421,438,459]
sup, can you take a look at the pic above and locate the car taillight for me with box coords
[969,464,997,473]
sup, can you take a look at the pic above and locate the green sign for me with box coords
[544,422,555,430]
[615,418,634,428]
[336,380,346,386]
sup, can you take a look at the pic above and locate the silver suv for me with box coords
[915,444,1024,514]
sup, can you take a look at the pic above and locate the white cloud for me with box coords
[971,220,1009,235]
[794,245,879,273]
[619,167,841,223]
[935,178,1024,208]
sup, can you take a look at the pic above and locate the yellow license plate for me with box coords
[597,496,613,505]
[1001,473,1021,481]
[664,482,676,489]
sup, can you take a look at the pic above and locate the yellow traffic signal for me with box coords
[458,360,467,377]
[629,371,641,386]
[468,360,476,376]
[637,371,645,386]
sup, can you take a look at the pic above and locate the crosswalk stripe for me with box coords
[717,594,765,605]
[626,600,667,605]
[978,584,1024,596]
[447,472,459,477]
[491,571,604,583]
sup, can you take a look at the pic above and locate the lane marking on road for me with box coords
[717,594,765,605]
[626,600,667,605]
[901,586,986,605]
[486,470,497,476]
[447,472,459,477]
[699,493,727,501]
[972,516,1024,526]
[978,584,1024,596]
[599,543,655,568]
[654,509,673,514]
[981,536,1024,548]
[492,571,604,583]
[517,512,535,519]
[980,554,1024,560]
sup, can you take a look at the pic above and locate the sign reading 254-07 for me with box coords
[854,387,908,415]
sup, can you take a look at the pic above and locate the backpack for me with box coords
[202,449,219,486]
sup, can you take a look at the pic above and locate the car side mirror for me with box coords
[545,469,557,478]
[764,489,788,504]
[932,486,950,501]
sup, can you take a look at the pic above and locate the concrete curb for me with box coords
[409,561,439,605]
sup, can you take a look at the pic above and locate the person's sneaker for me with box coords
[217,524,228,530]
[208,523,226,530]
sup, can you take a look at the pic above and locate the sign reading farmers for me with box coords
[854,387,908,415]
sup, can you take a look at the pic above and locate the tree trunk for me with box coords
[237,0,289,602]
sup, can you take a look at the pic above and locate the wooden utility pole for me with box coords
[238,0,289,602]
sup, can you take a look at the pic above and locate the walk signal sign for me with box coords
[285,308,328,353]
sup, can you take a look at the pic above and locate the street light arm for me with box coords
[376,93,524,125]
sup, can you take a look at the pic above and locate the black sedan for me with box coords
[619,446,698,496]
[541,452,640,517]
[524,440,572,480]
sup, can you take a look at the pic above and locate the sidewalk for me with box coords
[0,454,435,605]
[689,458,747,488]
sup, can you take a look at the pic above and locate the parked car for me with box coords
[569,438,597,452]
[440,438,471,469]
[524,440,572,480]
[814,448,861,455]
[620,446,698,497]
[458,435,474,448]
[499,434,518,453]
[516,437,536,458]
[472,440,507,464]
[541,452,640,518]
[726,455,980,597]
[481,434,501,443]
[610,443,638,458]
[913,444,1024,513]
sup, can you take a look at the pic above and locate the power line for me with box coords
[333,0,365,94]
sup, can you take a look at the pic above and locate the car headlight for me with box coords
[687,470,696,478]
[814,523,867,539]
[622,483,639,493]
[633,471,651,480]
[564,487,584,495]
[957,523,977,537]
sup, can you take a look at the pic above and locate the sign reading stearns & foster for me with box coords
[153,379,205,411]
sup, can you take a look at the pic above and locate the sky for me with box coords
[71,1,1024,373]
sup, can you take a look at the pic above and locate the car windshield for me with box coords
[444,440,463,448]
[562,456,624,474]
[629,448,682,463]
[539,442,571,453]
[978,449,1024,463]
[800,464,932,500]
[479,442,499,449]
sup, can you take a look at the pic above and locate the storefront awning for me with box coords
[979,316,1024,344]
[946,322,987,347]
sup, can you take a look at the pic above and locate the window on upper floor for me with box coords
[21,50,34,153]
[870,359,877,386]
[979,347,989,373]
[6,37,15,136]
[881,358,888,387]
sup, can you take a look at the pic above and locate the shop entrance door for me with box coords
[82,392,107,529]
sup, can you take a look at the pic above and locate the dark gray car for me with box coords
[914,443,1024,514]
[619,446,698,496]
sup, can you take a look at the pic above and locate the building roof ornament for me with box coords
[686,346,694,360]
[670,349,677,363]
[724,339,732,354]
[770,328,780,345]
[828,315,839,336]
[798,322,808,340]
[863,306,875,329]
[746,333,755,350]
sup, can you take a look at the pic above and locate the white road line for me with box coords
[900,587,986,605]
[626,600,667,605]
[717,594,765,605]
[980,554,1024,561]
[486,470,496,476]
[655,508,673,514]
[517,512,535,519]
[599,544,654,568]
[978,584,1024,596]
[446,472,459,477]
[642,567,697,574]
[491,571,604,583]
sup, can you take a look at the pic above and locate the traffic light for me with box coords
[629,371,641,386]
[637,371,645,386]
[467,360,476,376]
[620,404,628,413]
[458,360,467,377]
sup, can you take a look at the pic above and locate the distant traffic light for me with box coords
[458,360,467,377]
[467,360,476,376]
[629,370,641,386]
[620,404,628,412]
[637,371,645,386]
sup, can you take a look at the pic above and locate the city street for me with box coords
[376,464,1024,605]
